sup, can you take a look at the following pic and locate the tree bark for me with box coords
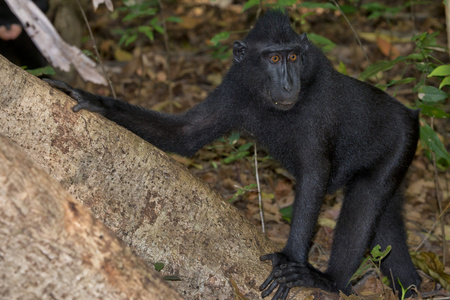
[0,134,183,300]
[0,55,336,299]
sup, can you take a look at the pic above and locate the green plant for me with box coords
[211,132,254,164]
[222,141,254,164]
[113,0,181,47]
[279,206,292,223]
[153,262,181,281]
[359,31,450,169]
[209,31,232,60]
[25,65,55,77]
[153,262,164,271]
[243,0,297,11]
[361,2,412,19]
[397,278,414,300]
[229,183,258,202]
[349,245,391,286]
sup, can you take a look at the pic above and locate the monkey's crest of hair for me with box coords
[245,10,301,45]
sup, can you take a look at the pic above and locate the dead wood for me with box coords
[0,134,183,299]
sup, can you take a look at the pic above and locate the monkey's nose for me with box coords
[283,83,292,92]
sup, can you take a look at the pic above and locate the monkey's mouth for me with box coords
[273,100,296,110]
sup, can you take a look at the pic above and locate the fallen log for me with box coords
[0,134,183,299]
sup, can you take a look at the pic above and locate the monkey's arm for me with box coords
[44,79,237,157]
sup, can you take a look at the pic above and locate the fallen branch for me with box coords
[0,134,182,299]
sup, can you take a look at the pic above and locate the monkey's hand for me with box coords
[260,253,337,300]
[44,79,108,115]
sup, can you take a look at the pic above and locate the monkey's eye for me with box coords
[289,54,298,61]
[269,55,281,63]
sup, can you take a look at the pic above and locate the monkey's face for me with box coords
[261,46,302,110]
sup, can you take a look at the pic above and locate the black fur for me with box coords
[44,10,421,300]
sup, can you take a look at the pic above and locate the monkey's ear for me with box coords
[233,40,247,63]
[300,33,309,51]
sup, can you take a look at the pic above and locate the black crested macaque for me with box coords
[44,10,421,300]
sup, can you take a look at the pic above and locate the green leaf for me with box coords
[359,60,396,81]
[229,183,257,202]
[359,53,423,81]
[123,13,139,21]
[339,4,357,14]
[279,206,292,223]
[223,151,250,164]
[166,16,182,23]
[276,0,297,5]
[338,61,348,75]
[297,2,337,10]
[349,256,372,282]
[440,76,450,89]
[238,142,253,151]
[227,132,240,144]
[125,34,137,47]
[428,65,450,77]
[138,25,151,32]
[386,77,416,86]
[210,31,230,46]
[371,245,391,261]
[359,53,424,81]
[418,86,449,103]
[154,263,164,271]
[243,0,260,11]
[163,275,181,281]
[418,104,450,119]
[307,33,336,52]
[26,65,55,76]
[138,26,154,41]
[377,77,416,90]
[153,25,164,34]
[118,34,128,46]
[402,53,424,61]
[420,121,450,164]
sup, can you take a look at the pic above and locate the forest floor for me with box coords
[79,0,449,298]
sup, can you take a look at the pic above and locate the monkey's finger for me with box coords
[260,253,284,266]
[259,272,275,291]
[279,287,290,300]
[43,78,73,92]
[73,102,91,112]
[261,280,279,298]
[271,285,289,300]
[260,254,276,262]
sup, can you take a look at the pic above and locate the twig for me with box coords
[414,193,450,253]
[430,117,447,265]
[254,143,265,233]
[445,1,450,59]
[75,0,116,98]
[331,0,370,64]
[257,0,263,18]
[157,0,174,113]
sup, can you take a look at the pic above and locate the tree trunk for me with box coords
[0,55,335,299]
[0,134,183,299]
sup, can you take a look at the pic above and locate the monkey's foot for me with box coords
[260,253,337,300]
